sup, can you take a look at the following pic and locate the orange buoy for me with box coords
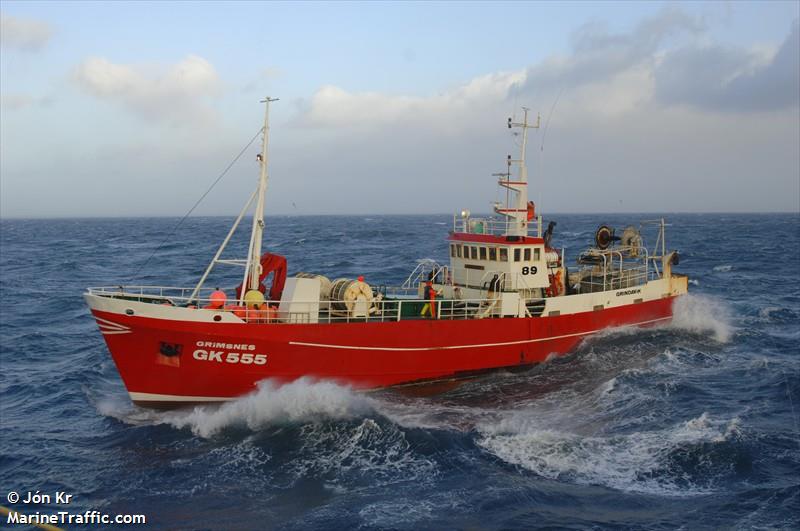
[246,303,278,323]
[205,289,227,309]
[224,304,247,319]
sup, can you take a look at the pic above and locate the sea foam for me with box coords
[164,378,374,437]
[477,412,742,495]
[670,293,733,343]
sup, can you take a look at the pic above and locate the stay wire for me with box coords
[537,87,563,210]
[128,127,264,282]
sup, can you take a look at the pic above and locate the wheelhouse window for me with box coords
[456,244,462,258]
[524,248,531,261]
[471,246,478,260]
[479,247,487,260]
[533,248,540,260]
[489,247,497,261]
[514,248,521,262]
[499,248,508,262]
[450,244,456,257]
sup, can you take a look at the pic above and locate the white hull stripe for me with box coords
[288,316,672,352]
[101,330,133,335]
[95,316,131,331]
[129,392,231,402]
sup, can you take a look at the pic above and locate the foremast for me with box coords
[495,108,540,237]
[241,97,278,298]
[189,97,279,305]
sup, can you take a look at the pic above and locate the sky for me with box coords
[1,0,798,218]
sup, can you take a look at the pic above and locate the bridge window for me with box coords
[450,244,456,257]
[499,248,508,261]
[470,246,478,260]
[534,248,540,260]
[479,247,487,260]
[456,244,462,258]
[489,247,497,261]
[514,248,521,262]
[524,248,531,261]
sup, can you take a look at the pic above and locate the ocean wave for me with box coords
[758,306,798,323]
[358,491,465,528]
[96,378,375,438]
[358,500,437,528]
[477,412,742,495]
[282,418,439,489]
[713,265,733,272]
[161,379,374,437]
[670,293,733,342]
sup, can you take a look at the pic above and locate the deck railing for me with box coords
[452,215,541,237]
[574,246,656,293]
[86,286,533,324]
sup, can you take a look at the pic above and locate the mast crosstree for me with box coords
[495,108,540,237]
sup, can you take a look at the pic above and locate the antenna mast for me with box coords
[495,107,540,237]
[241,97,279,301]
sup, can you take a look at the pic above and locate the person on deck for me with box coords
[420,280,437,318]
[488,274,501,297]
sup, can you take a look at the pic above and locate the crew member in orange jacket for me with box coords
[420,280,437,318]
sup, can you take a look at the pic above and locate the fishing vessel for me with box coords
[85,98,688,408]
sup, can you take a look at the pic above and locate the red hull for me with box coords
[92,297,677,406]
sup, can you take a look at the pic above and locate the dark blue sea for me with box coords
[1,213,798,530]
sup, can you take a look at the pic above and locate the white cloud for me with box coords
[0,93,34,110]
[279,9,798,215]
[654,19,799,111]
[298,70,526,131]
[4,8,795,218]
[0,12,52,51]
[296,10,798,134]
[242,67,283,93]
[296,8,708,132]
[0,92,52,110]
[73,55,221,126]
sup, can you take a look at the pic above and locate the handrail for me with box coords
[86,286,517,323]
[452,215,539,237]
[400,260,447,289]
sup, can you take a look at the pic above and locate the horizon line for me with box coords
[2,210,799,221]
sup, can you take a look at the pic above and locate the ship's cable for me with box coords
[537,88,563,209]
[540,88,562,153]
[128,128,264,282]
